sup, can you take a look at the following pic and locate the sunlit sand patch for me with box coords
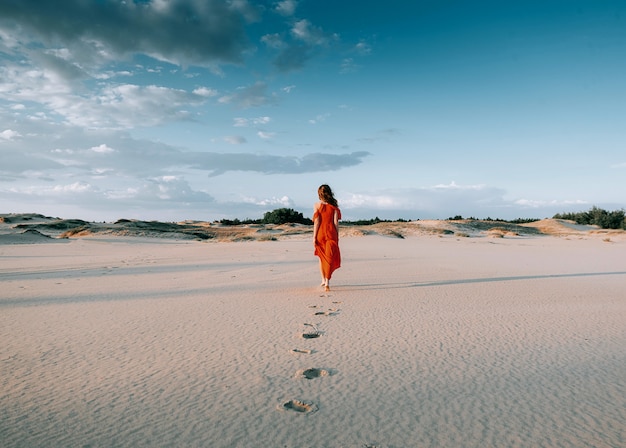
[280,399,318,414]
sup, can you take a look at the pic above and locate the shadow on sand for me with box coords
[339,271,626,291]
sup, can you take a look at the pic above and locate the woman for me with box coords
[313,184,341,291]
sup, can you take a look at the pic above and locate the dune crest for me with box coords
[2,213,623,243]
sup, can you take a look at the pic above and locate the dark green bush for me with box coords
[261,208,313,225]
[554,206,625,229]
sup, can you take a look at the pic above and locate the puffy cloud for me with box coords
[0,129,22,141]
[89,144,116,154]
[191,151,371,176]
[233,116,271,127]
[261,33,285,49]
[218,82,276,109]
[0,0,252,68]
[514,199,588,208]
[275,0,298,17]
[0,63,210,128]
[0,123,371,180]
[257,131,275,140]
[242,194,293,207]
[253,116,271,125]
[10,181,97,196]
[355,41,372,55]
[129,176,215,202]
[291,20,331,46]
[193,87,219,97]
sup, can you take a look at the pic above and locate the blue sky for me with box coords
[1,0,625,222]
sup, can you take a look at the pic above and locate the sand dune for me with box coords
[1,214,625,447]
[2,213,624,242]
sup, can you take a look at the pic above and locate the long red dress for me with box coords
[314,203,341,279]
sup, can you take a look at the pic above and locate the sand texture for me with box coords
[1,216,625,447]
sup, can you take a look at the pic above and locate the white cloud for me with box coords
[11,181,97,196]
[261,33,285,49]
[291,20,329,46]
[0,129,22,141]
[355,41,372,55]
[275,0,297,16]
[89,144,116,154]
[218,82,275,109]
[193,87,218,97]
[514,198,588,208]
[340,58,359,74]
[253,116,271,125]
[235,116,271,127]
[242,195,293,207]
[431,181,486,191]
[224,135,247,145]
[0,62,209,129]
[308,113,330,125]
[0,0,251,68]
[339,183,509,218]
[257,131,275,140]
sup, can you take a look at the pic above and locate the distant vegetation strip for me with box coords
[2,206,624,230]
[219,206,625,230]
[552,206,625,230]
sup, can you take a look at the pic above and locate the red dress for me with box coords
[314,203,341,279]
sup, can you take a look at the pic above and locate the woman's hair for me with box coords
[318,184,338,207]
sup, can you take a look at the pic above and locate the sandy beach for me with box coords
[1,216,625,447]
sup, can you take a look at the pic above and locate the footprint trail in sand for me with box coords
[280,288,343,414]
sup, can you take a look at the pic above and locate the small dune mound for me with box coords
[22,229,52,239]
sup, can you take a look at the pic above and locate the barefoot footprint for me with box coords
[314,308,340,316]
[299,367,329,380]
[281,399,318,414]
[302,323,320,339]
[291,348,313,355]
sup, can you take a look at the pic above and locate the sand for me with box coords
[1,219,625,447]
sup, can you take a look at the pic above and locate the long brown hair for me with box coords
[318,184,338,207]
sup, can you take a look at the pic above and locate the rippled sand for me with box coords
[1,227,625,447]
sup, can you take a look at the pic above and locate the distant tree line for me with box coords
[553,206,625,230]
[218,209,411,226]
[447,216,539,224]
[218,206,626,230]
[219,208,312,226]
[342,217,409,226]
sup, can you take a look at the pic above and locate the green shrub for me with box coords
[554,206,626,229]
[261,208,313,225]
